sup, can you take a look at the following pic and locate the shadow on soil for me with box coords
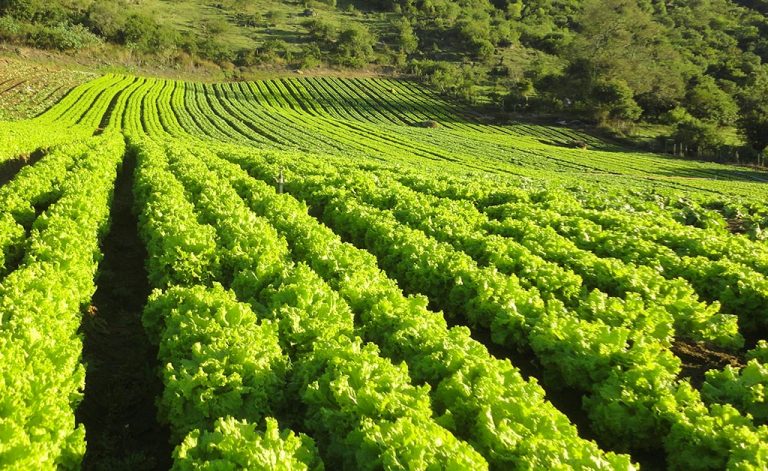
[77,148,171,470]
[0,149,46,187]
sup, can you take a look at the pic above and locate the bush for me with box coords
[490,19,517,47]
[201,17,228,36]
[265,10,284,26]
[196,36,234,64]
[0,15,25,41]
[31,23,102,51]
[85,0,126,41]
[122,14,178,53]
[236,39,288,66]
[685,76,739,126]
[503,79,535,112]
[410,60,484,103]
[302,18,336,44]
[673,117,723,155]
[470,38,495,62]
[234,12,262,27]
[334,24,376,68]
[298,43,323,69]
[263,39,288,61]
[0,0,69,24]
[235,48,259,67]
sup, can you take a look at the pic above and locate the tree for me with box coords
[411,60,484,102]
[673,117,722,157]
[334,24,376,68]
[503,79,535,111]
[739,96,768,156]
[685,76,739,126]
[737,68,768,158]
[394,17,418,55]
[590,79,642,125]
[566,0,686,115]
[458,17,494,61]
[736,0,768,14]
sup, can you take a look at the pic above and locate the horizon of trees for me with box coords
[1,0,768,161]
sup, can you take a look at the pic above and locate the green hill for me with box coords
[2,0,768,163]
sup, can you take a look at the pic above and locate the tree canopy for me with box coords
[1,0,768,160]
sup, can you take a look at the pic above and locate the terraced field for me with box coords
[2,73,768,470]
[0,58,93,121]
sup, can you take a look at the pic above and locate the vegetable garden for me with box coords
[1,73,768,470]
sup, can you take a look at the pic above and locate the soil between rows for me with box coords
[77,148,171,470]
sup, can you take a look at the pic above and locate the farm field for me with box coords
[2,73,768,470]
[0,58,93,121]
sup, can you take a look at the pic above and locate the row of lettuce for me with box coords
[0,133,124,468]
[0,75,138,163]
[56,71,768,207]
[275,150,768,344]
[2,70,768,469]
[17,69,768,215]
[2,128,765,469]
[0,121,322,467]
[130,128,768,468]
[250,144,768,436]
[223,76,768,228]
[132,134,637,469]
[198,140,768,470]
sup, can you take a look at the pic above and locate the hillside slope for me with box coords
[2,0,768,163]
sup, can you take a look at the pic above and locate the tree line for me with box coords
[1,0,767,161]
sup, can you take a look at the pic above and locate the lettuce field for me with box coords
[1,74,768,470]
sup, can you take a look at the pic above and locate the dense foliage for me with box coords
[2,0,768,159]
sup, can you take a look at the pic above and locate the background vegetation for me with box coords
[2,0,768,163]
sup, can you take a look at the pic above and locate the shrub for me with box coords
[334,24,376,68]
[196,36,234,64]
[122,14,178,52]
[685,76,739,126]
[0,15,25,41]
[673,117,723,155]
[31,23,102,51]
